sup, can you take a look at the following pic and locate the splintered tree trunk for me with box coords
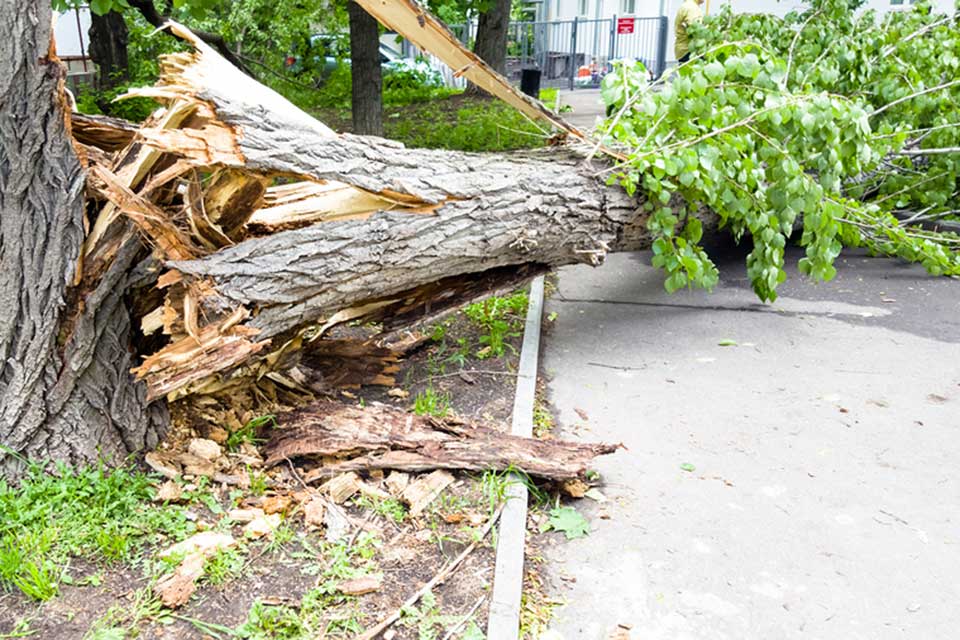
[348,1,383,136]
[466,0,511,95]
[106,24,707,402]
[88,10,129,89]
[0,3,165,478]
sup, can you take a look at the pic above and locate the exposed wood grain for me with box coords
[265,402,621,481]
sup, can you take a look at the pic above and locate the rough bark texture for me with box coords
[169,144,642,341]
[88,10,129,89]
[264,402,621,480]
[90,29,709,401]
[466,0,511,95]
[348,1,383,136]
[0,2,165,479]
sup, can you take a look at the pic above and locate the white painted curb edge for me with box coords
[486,275,545,640]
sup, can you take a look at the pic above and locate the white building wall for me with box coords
[54,7,92,58]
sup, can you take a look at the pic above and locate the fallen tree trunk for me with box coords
[99,24,704,402]
[5,17,686,475]
[264,402,621,481]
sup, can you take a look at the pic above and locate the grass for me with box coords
[413,386,451,418]
[463,291,529,359]
[226,415,273,452]
[355,495,408,523]
[203,547,247,586]
[307,87,562,153]
[0,459,200,601]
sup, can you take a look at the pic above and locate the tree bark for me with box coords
[102,29,706,401]
[0,2,166,479]
[348,1,383,136]
[263,401,620,481]
[466,0,512,95]
[88,10,129,90]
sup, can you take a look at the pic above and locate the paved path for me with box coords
[556,89,605,131]
[542,246,960,640]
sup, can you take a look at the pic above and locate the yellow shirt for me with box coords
[675,0,703,60]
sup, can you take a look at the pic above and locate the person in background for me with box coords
[675,0,705,64]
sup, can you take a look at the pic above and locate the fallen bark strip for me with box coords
[263,402,621,481]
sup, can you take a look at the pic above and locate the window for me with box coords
[578,0,589,16]
[621,0,636,14]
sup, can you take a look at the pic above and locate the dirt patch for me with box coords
[0,303,530,640]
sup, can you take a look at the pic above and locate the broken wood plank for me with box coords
[402,470,454,517]
[264,401,620,481]
[320,472,363,504]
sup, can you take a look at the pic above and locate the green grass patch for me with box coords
[463,291,529,359]
[0,459,199,600]
[413,387,451,418]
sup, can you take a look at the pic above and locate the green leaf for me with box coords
[544,506,590,540]
[89,0,114,15]
[717,339,737,346]
[680,463,696,472]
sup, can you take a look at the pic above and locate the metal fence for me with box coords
[406,16,668,91]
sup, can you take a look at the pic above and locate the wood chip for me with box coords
[153,480,184,503]
[324,500,352,541]
[561,478,589,498]
[303,496,326,529]
[228,507,264,523]
[160,531,235,560]
[261,494,293,515]
[154,551,206,608]
[320,472,362,504]
[243,513,282,539]
[385,471,410,496]
[402,470,454,517]
[187,438,222,461]
[357,481,392,501]
[145,451,181,480]
[337,575,382,596]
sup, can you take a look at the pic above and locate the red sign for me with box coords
[617,17,635,34]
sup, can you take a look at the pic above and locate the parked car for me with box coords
[285,34,444,87]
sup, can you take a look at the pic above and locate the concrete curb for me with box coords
[486,275,545,639]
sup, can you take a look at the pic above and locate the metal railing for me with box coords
[403,16,668,91]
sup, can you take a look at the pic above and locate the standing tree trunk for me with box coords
[465,0,512,95]
[0,2,166,479]
[348,1,383,136]
[88,10,129,90]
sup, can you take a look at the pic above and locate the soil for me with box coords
[0,305,542,640]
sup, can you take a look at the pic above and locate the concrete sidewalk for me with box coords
[541,247,960,639]
[556,89,605,131]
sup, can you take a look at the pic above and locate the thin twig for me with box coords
[784,9,822,85]
[896,147,960,156]
[440,594,487,640]
[235,53,320,91]
[871,79,960,117]
[408,369,519,387]
[881,15,955,57]
[356,504,505,640]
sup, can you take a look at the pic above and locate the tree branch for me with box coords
[126,0,256,77]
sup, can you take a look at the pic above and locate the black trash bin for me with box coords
[520,68,541,98]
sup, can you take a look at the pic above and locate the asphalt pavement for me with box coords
[541,245,960,640]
